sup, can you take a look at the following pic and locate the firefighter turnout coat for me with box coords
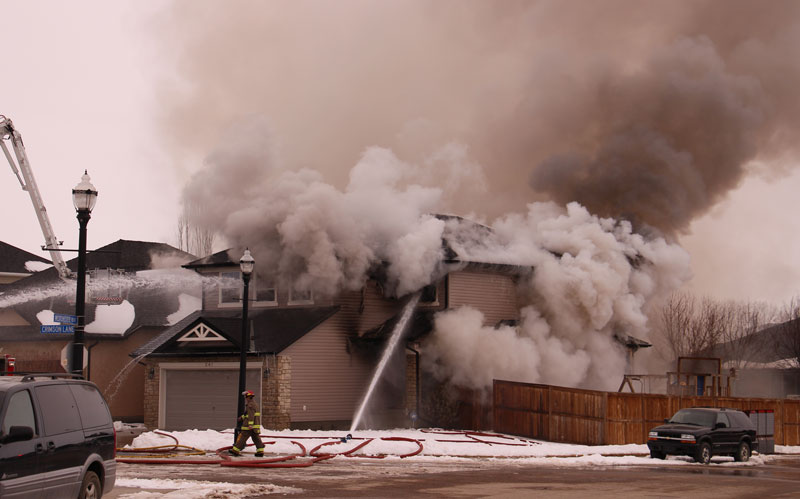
[232,396,265,455]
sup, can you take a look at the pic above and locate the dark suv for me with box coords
[0,374,116,498]
[647,407,757,464]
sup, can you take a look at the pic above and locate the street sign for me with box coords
[53,313,78,325]
[41,324,75,334]
[60,343,88,371]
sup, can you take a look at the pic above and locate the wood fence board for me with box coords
[492,380,800,446]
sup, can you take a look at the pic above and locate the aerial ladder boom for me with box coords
[1,115,71,279]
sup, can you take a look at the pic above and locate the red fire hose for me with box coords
[116,430,534,468]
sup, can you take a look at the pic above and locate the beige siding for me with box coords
[448,270,520,326]
[284,282,405,423]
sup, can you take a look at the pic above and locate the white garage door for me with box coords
[162,365,261,431]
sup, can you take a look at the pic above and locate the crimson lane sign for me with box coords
[41,325,75,334]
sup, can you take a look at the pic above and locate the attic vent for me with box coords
[178,324,225,342]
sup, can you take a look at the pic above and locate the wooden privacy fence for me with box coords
[493,379,800,446]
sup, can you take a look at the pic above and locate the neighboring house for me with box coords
[699,319,800,399]
[136,248,523,431]
[730,319,800,399]
[0,240,52,285]
[0,239,196,422]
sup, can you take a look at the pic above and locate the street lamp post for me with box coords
[234,248,255,442]
[71,170,97,377]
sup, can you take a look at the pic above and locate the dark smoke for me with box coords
[154,0,800,236]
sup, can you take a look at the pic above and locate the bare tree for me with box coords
[717,301,775,369]
[660,292,729,360]
[659,292,696,360]
[175,200,215,257]
[658,293,773,364]
[177,208,189,252]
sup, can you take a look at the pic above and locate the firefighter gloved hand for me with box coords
[253,427,261,434]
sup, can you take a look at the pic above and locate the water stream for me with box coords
[104,353,149,406]
[350,292,421,432]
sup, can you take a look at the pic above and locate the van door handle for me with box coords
[47,441,56,451]
[36,442,44,453]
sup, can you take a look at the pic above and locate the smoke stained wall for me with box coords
[154,1,800,391]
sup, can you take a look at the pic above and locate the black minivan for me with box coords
[0,374,116,498]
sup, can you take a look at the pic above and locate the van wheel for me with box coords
[694,442,712,464]
[734,441,751,462]
[79,471,101,499]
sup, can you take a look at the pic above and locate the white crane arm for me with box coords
[1,115,71,279]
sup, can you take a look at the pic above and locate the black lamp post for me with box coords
[234,248,255,442]
[71,170,97,377]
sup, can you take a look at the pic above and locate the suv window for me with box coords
[715,412,730,428]
[2,389,36,434]
[728,411,754,428]
[69,383,111,429]
[35,384,82,435]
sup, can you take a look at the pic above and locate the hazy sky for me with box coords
[1,1,799,306]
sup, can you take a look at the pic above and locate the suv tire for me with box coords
[649,450,666,460]
[694,441,712,464]
[734,441,751,462]
[79,470,102,499]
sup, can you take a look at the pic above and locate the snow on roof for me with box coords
[86,300,136,335]
[25,260,53,272]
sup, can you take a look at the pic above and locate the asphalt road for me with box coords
[107,455,800,498]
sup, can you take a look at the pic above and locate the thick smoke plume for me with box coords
[158,1,799,390]
[156,0,800,234]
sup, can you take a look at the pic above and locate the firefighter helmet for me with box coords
[242,390,255,397]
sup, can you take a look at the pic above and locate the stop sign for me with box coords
[60,342,88,372]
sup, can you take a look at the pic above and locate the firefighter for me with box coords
[229,390,265,457]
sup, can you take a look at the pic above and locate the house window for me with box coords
[252,276,277,306]
[420,284,438,305]
[219,271,241,307]
[288,286,313,304]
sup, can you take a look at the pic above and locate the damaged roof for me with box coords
[358,308,437,346]
[0,239,196,340]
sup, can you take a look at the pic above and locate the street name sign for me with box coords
[53,313,78,325]
[41,324,75,334]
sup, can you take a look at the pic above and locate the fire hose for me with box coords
[115,429,539,468]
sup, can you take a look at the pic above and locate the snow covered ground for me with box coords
[113,426,799,498]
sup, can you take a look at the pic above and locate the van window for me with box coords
[35,384,82,435]
[1,389,37,435]
[69,383,111,428]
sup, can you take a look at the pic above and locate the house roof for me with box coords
[700,318,800,364]
[183,249,236,269]
[132,306,340,357]
[0,239,197,340]
[0,241,51,275]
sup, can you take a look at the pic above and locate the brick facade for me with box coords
[262,355,292,429]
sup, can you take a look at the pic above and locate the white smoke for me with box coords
[424,202,691,392]
[183,116,458,298]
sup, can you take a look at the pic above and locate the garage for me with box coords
[159,362,262,430]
